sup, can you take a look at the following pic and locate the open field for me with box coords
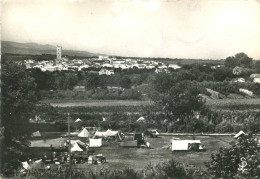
[40,100,153,107]
[206,98,260,110]
[41,98,260,108]
[40,98,260,112]
[30,134,234,171]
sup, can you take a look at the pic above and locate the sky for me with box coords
[1,0,260,59]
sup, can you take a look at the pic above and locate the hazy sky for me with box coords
[2,0,260,59]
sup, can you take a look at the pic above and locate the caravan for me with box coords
[170,139,205,151]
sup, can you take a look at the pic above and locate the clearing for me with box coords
[30,134,233,171]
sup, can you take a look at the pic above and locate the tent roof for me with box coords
[78,128,89,137]
[94,130,119,137]
[105,129,118,137]
[22,161,31,170]
[71,142,84,152]
[32,131,41,137]
[75,118,82,122]
[31,159,44,169]
[137,117,145,122]
[94,131,107,137]
[234,130,245,138]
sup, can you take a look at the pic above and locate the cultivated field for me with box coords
[30,134,234,171]
[40,100,153,107]
[41,98,260,110]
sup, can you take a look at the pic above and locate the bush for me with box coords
[206,133,260,178]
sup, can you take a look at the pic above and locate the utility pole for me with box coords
[68,113,72,179]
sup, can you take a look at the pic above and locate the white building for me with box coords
[168,64,181,70]
[99,69,114,75]
[250,74,260,83]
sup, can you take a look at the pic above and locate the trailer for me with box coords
[170,140,205,151]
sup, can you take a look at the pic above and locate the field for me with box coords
[30,133,234,171]
[41,98,260,110]
[40,100,153,107]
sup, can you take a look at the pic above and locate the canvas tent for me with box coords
[94,130,107,137]
[75,118,82,123]
[234,130,245,138]
[65,140,86,148]
[89,138,102,147]
[22,161,31,170]
[78,128,89,137]
[136,117,145,122]
[31,159,44,169]
[71,142,84,152]
[170,140,201,151]
[31,131,41,137]
[94,129,122,140]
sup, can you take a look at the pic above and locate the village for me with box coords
[23,46,181,75]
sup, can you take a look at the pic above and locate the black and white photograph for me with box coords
[1,0,260,178]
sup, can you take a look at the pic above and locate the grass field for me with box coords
[30,134,233,171]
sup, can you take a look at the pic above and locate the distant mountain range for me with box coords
[1,41,103,57]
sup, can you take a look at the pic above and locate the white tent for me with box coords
[171,140,201,151]
[31,159,44,169]
[71,142,84,152]
[94,130,107,137]
[234,130,245,138]
[137,117,145,122]
[75,118,82,123]
[22,161,31,170]
[78,128,89,137]
[89,138,102,147]
[31,131,41,137]
[105,129,118,137]
[94,129,122,140]
[65,140,86,147]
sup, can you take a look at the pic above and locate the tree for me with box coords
[206,133,260,178]
[85,73,101,90]
[254,61,260,73]
[225,53,253,68]
[159,81,204,123]
[213,67,233,81]
[120,76,132,89]
[1,59,39,176]
[153,73,175,93]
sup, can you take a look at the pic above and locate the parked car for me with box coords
[145,129,159,138]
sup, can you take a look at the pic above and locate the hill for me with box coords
[1,41,102,57]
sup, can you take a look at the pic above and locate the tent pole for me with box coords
[68,113,72,179]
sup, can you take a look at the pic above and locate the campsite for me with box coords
[29,132,234,171]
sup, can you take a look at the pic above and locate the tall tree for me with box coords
[159,81,204,120]
[1,59,39,176]
[225,53,253,68]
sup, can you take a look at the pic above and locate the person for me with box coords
[50,144,53,151]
